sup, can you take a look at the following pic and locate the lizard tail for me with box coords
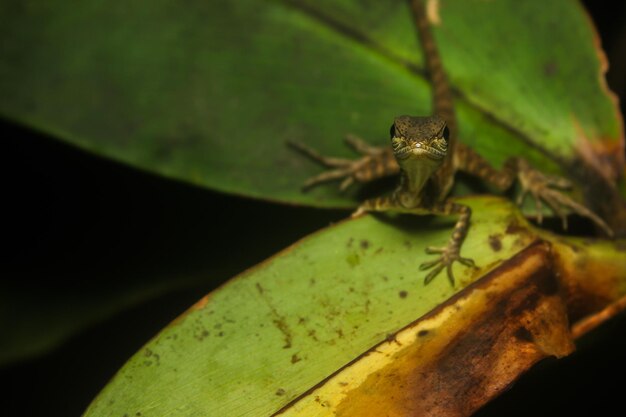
[409,0,456,141]
[409,0,457,197]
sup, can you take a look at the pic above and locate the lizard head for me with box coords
[389,115,449,164]
[389,115,449,194]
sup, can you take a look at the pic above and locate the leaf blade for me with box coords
[0,0,620,207]
[83,196,537,416]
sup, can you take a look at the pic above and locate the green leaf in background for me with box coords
[0,0,621,209]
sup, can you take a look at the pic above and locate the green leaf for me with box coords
[83,196,538,416]
[0,0,620,208]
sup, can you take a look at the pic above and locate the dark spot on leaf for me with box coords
[385,333,402,346]
[291,354,302,364]
[418,329,429,337]
[399,290,408,299]
[336,329,344,338]
[505,220,526,235]
[488,234,502,251]
[195,329,210,341]
[276,388,286,396]
[360,239,370,249]
[273,318,293,348]
[218,331,224,337]
[374,247,383,254]
[403,240,412,248]
[255,282,264,294]
[346,237,354,248]
[514,326,534,342]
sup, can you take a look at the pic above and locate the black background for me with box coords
[2,2,626,416]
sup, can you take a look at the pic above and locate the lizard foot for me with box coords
[419,245,475,286]
[288,135,396,191]
[516,159,613,237]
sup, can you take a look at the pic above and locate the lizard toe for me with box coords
[424,246,446,255]
[424,263,445,285]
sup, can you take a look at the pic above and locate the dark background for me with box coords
[2,2,626,416]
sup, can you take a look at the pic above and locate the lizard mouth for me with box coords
[394,138,447,161]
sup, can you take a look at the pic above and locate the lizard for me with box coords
[289,0,613,285]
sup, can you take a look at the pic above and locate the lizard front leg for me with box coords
[289,136,399,191]
[419,201,475,286]
[355,196,474,286]
[454,143,613,236]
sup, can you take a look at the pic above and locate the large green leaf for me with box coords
[83,196,626,416]
[0,0,621,208]
[83,196,537,416]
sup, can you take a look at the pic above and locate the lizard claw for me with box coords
[420,245,475,286]
[516,160,613,237]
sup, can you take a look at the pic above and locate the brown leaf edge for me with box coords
[565,2,626,236]
[272,238,626,417]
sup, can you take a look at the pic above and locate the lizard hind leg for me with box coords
[419,201,475,286]
[454,145,612,236]
[515,159,613,237]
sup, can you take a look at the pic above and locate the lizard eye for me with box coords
[389,124,396,139]
[442,126,450,141]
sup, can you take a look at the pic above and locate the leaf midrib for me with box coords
[277,0,562,167]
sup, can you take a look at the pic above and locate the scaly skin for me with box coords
[290,0,612,285]
[351,114,475,285]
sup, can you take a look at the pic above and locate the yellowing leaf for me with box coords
[83,197,626,416]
